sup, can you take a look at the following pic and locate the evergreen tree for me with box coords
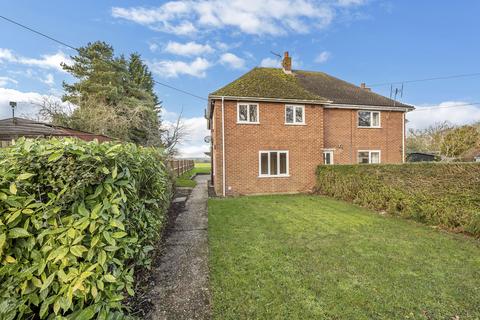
[60,42,161,145]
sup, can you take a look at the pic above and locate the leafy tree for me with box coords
[440,125,480,159]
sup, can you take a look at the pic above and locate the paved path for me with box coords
[151,175,211,320]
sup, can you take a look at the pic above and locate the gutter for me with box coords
[208,95,331,106]
[221,96,226,197]
[324,103,415,112]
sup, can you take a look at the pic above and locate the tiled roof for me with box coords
[210,67,413,109]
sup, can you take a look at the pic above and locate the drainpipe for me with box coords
[221,96,226,197]
[402,112,405,163]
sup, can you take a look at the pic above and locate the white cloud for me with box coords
[0,76,18,87]
[0,48,72,73]
[407,101,480,130]
[337,0,366,7]
[0,88,72,120]
[111,0,366,36]
[219,53,245,69]
[150,57,211,78]
[314,51,331,63]
[161,108,209,158]
[149,42,159,52]
[41,74,55,86]
[164,41,214,56]
[260,57,280,67]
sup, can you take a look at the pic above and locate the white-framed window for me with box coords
[358,110,381,128]
[237,103,259,124]
[285,105,305,125]
[259,151,289,177]
[323,150,334,165]
[358,150,381,164]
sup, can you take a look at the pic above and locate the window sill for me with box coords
[284,123,306,126]
[258,175,290,178]
[237,122,260,125]
[357,126,382,129]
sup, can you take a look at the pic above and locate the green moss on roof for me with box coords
[210,67,413,108]
[210,68,325,101]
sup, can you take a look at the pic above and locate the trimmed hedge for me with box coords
[316,163,480,237]
[0,138,172,319]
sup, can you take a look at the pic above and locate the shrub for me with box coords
[0,138,172,319]
[316,163,480,237]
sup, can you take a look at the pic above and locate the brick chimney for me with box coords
[360,82,371,91]
[282,51,292,74]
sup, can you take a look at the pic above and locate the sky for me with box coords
[1,1,480,157]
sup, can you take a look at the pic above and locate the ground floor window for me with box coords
[259,151,289,177]
[323,150,334,164]
[358,150,381,164]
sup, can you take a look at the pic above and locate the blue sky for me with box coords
[1,1,480,156]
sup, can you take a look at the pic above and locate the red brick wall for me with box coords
[323,109,404,164]
[211,100,405,196]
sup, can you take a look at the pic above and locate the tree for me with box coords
[60,41,161,145]
[159,110,187,157]
[440,125,480,159]
[406,121,454,153]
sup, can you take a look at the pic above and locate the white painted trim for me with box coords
[402,112,405,163]
[221,97,226,197]
[357,150,381,164]
[258,150,289,177]
[323,150,334,165]
[209,95,331,105]
[357,110,381,128]
[285,104,305,125]
[237,102,260,124]
[325,103,414,112]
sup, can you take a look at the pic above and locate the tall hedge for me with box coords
[0,138,172,319]
[316,163,480,237]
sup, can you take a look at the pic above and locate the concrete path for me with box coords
[150,175,211,320]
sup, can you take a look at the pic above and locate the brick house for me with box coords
[206,52,414,196]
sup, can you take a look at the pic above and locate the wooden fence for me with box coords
[168,159,194,177]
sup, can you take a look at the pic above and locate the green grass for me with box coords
[175,162,211,188]
[208,195,480,320]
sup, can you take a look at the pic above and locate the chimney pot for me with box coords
[282,51,292,74]
[360,83,371,91]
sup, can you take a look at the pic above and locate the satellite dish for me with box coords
[204,136,211,143]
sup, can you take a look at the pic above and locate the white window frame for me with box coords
[285,105,305,125]
[237,102,259,124]
[258,150,289,177]
[357,150,381,164]
[323,150,334,165]
[357,110,381,128]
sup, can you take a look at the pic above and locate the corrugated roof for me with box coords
[210,67,413,109]
[0,118,111,141]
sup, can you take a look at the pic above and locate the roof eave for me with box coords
[324,103,415,112]
[208,95,332,105]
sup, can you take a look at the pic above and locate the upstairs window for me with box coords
[238,103,259,123]
[285,105,305,124]
[358,150,381,164]
[259,151,289,177]
[358,111,380,128]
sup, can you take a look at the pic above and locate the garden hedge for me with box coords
[0,138,173,319]
[316,163,480,237]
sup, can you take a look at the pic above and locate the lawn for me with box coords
[208,195,480,320]
[175,162,211,187]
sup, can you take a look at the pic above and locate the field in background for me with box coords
[176,162,211,188]
[209,194,480,319]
